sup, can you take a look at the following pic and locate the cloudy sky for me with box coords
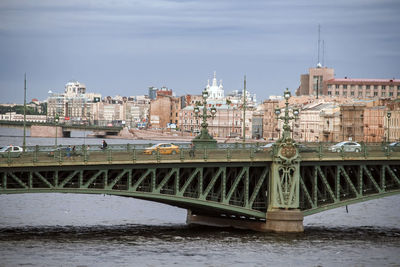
[1,0,399,103]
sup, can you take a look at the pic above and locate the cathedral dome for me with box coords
[205,71,224,99]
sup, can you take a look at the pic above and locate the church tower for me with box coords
[205,71,224,99]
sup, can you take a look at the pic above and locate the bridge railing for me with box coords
[298,142,400,160]
[0,143,272,165]
[1,142,399,166]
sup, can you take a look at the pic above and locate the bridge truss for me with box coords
[300,160,400,215]
[1,160,399,221]
[0,162,270,220]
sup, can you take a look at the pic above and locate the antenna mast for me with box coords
[317,24,321,64]
[322,40,325,67]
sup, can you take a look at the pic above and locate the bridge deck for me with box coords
[1,146,399,167]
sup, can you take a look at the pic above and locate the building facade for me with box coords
[298,65,334,97]
[297,65,400,100]
[324,78,400,99]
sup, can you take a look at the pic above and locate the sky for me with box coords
[0,0,399,104]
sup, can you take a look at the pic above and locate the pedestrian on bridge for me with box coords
[66,146,71,159]
[101,140,108,150]
[189,143,195,158]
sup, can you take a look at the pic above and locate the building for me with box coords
[64,81,86,97]
[340,104,365,142]
[297,65,400,100]
[364,106,386,143]
[324,78,400,99]
[205,72,224,100]
[386,101,400,142]
[297,64,334,97]
[178,103,243,138]
[47,81,97,123]
[149,93,180,129]
[252,110,264,139]
[148,87,157,100]
[261,99,279,141]
[318,104,340,143]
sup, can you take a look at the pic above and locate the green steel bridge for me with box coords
[1,143,399,231]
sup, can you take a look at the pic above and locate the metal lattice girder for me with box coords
[300,160,400,216]
[1,159,400,219]
[0,163,270,219]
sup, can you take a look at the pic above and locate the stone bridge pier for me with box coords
[30,125,64,138]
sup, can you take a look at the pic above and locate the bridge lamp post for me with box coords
[54,114,59,147]
[387,111,391,143]
[192,89,217,149]
[274,89,299,142]
[266,88,303,232]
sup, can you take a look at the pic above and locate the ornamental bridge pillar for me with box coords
[264,138,303,232]
[263,88,303,233]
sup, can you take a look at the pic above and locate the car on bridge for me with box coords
[329,141,362,153]
[0,145,23,158]
[256,143,317,153]
[385,142,400,152]
[143,143,180,155]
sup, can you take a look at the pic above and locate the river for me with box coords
[0,127,399,266]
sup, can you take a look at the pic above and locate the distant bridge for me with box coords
[1,144,399,232]
[0,120,123,137]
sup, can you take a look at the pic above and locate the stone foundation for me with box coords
[265,209,304,233]
[31,125,63,138]
[186,209,304,233]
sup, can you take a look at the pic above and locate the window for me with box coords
[343,85,347,89]
[389,92,393,96]
[366,85,370,89]
[328,91,332,95]
[381,92,386,96]
[374,92,378,96]
[351,85,355,89]
[374,85,378,90]
[350,91,355,96]
[328,84,332,89]
[389,86,394,90]
[382,85,386,90]
[335,91,340,96]
[335,84,340,89]
[343,91,347,96]
[358,92,363,97]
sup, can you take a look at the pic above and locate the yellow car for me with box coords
[143,143,180,155]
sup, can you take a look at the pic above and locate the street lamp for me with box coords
[192,88,218,148]
[275,88,299,141]
[387,111,392,143]
[55,114,59,147]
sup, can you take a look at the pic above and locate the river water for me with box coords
[0,127,399,266]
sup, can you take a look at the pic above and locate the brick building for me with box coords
[149,94,180,129]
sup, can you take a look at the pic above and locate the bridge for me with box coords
[0,120,123,137]
[1,143,399,232]
[1,90,399,232]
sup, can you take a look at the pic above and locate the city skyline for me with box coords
[1,0,399,103]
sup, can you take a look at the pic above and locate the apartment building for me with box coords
[324,78,400,99]
[297,65,400,100]
[261,99,279,141]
